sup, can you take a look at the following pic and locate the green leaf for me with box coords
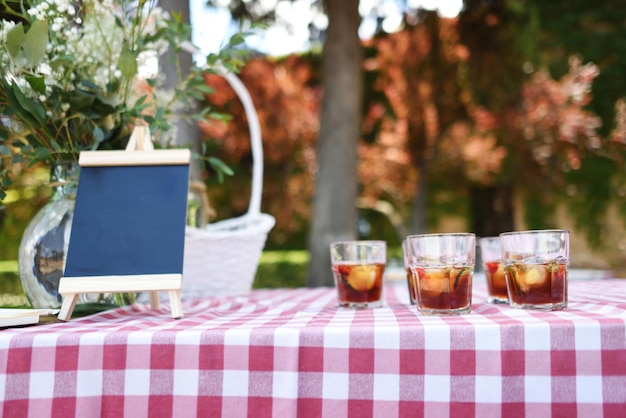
[228,33,246,46]
[93,126,105,142]
[195,84,215,94]
[26,76,46,95]
[134,95,148,107]
[117,45,138,79]
[6,23,25,60]
[209,112,232,122]
[208,157,234,176]
[12,154,25,163]
[12,140,26,149]
[66,89,96,112]
[34,147,52,160]
[49,54,75,70]
[154,106,165,120]
[0,145,10,156]
[50,140,62,152]
[88,98,116,116]
[142,115,155,124]
[188,90,204,101]
[23,20,49,68]
[1,81,38,128]
[79,79,101,91]
[10,83,46,127]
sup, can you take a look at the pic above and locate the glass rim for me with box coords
[329,240,386,246]
[406,232,476,240]
[499,229,569,237]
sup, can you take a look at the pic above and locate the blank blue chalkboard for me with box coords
[64,164,189,277]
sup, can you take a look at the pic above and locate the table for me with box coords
[1,278,625,418]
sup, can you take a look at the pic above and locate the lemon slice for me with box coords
[346,265,377,291]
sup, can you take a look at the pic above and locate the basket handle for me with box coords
[180,41,264,217]
[218,69,263,217]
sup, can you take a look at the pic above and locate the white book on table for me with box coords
[0,308,56,327]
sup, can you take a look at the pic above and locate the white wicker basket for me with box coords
[182,70,275,298]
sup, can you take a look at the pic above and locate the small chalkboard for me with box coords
[58,127,190,320]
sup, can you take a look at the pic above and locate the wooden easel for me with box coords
[57,126,188,321]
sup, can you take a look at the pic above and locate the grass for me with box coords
[0,271,29,307]
[252,250,308,289]
[0,260,18,273]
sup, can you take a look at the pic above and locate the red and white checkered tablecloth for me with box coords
[1,278,625,418]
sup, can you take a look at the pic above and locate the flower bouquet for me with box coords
[0,0,249,198]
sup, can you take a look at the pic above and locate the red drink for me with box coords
[332,263,385,308]
[504,261,567,309]
[484,261,508,303]
[414,266,473,315]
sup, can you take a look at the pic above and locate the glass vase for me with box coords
[17,162,114,309]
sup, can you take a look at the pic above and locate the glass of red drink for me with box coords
[499,229,569,311]
[479,236,508,304]
[329,241,386,308]
[405,233,475,315]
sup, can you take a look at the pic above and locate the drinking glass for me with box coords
[479,236,508,304]
[405,233,475,315]
[499,229,569,311]
[329,240,386,308]
[402,239,418,305]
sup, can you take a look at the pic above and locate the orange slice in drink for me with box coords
[346,265,377,291]
[420,268,450,293]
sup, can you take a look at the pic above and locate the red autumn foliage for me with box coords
[200,17,621,246]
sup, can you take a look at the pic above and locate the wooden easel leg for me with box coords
[168,290,183,319]
[149,291,160,309]
[58,294,79,321]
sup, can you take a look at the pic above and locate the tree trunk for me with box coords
[410,157,430,235]
[159,0,201,180]
[307,0,363,287]
[470,186,515,238]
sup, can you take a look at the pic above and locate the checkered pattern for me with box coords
[1,279,625,418]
